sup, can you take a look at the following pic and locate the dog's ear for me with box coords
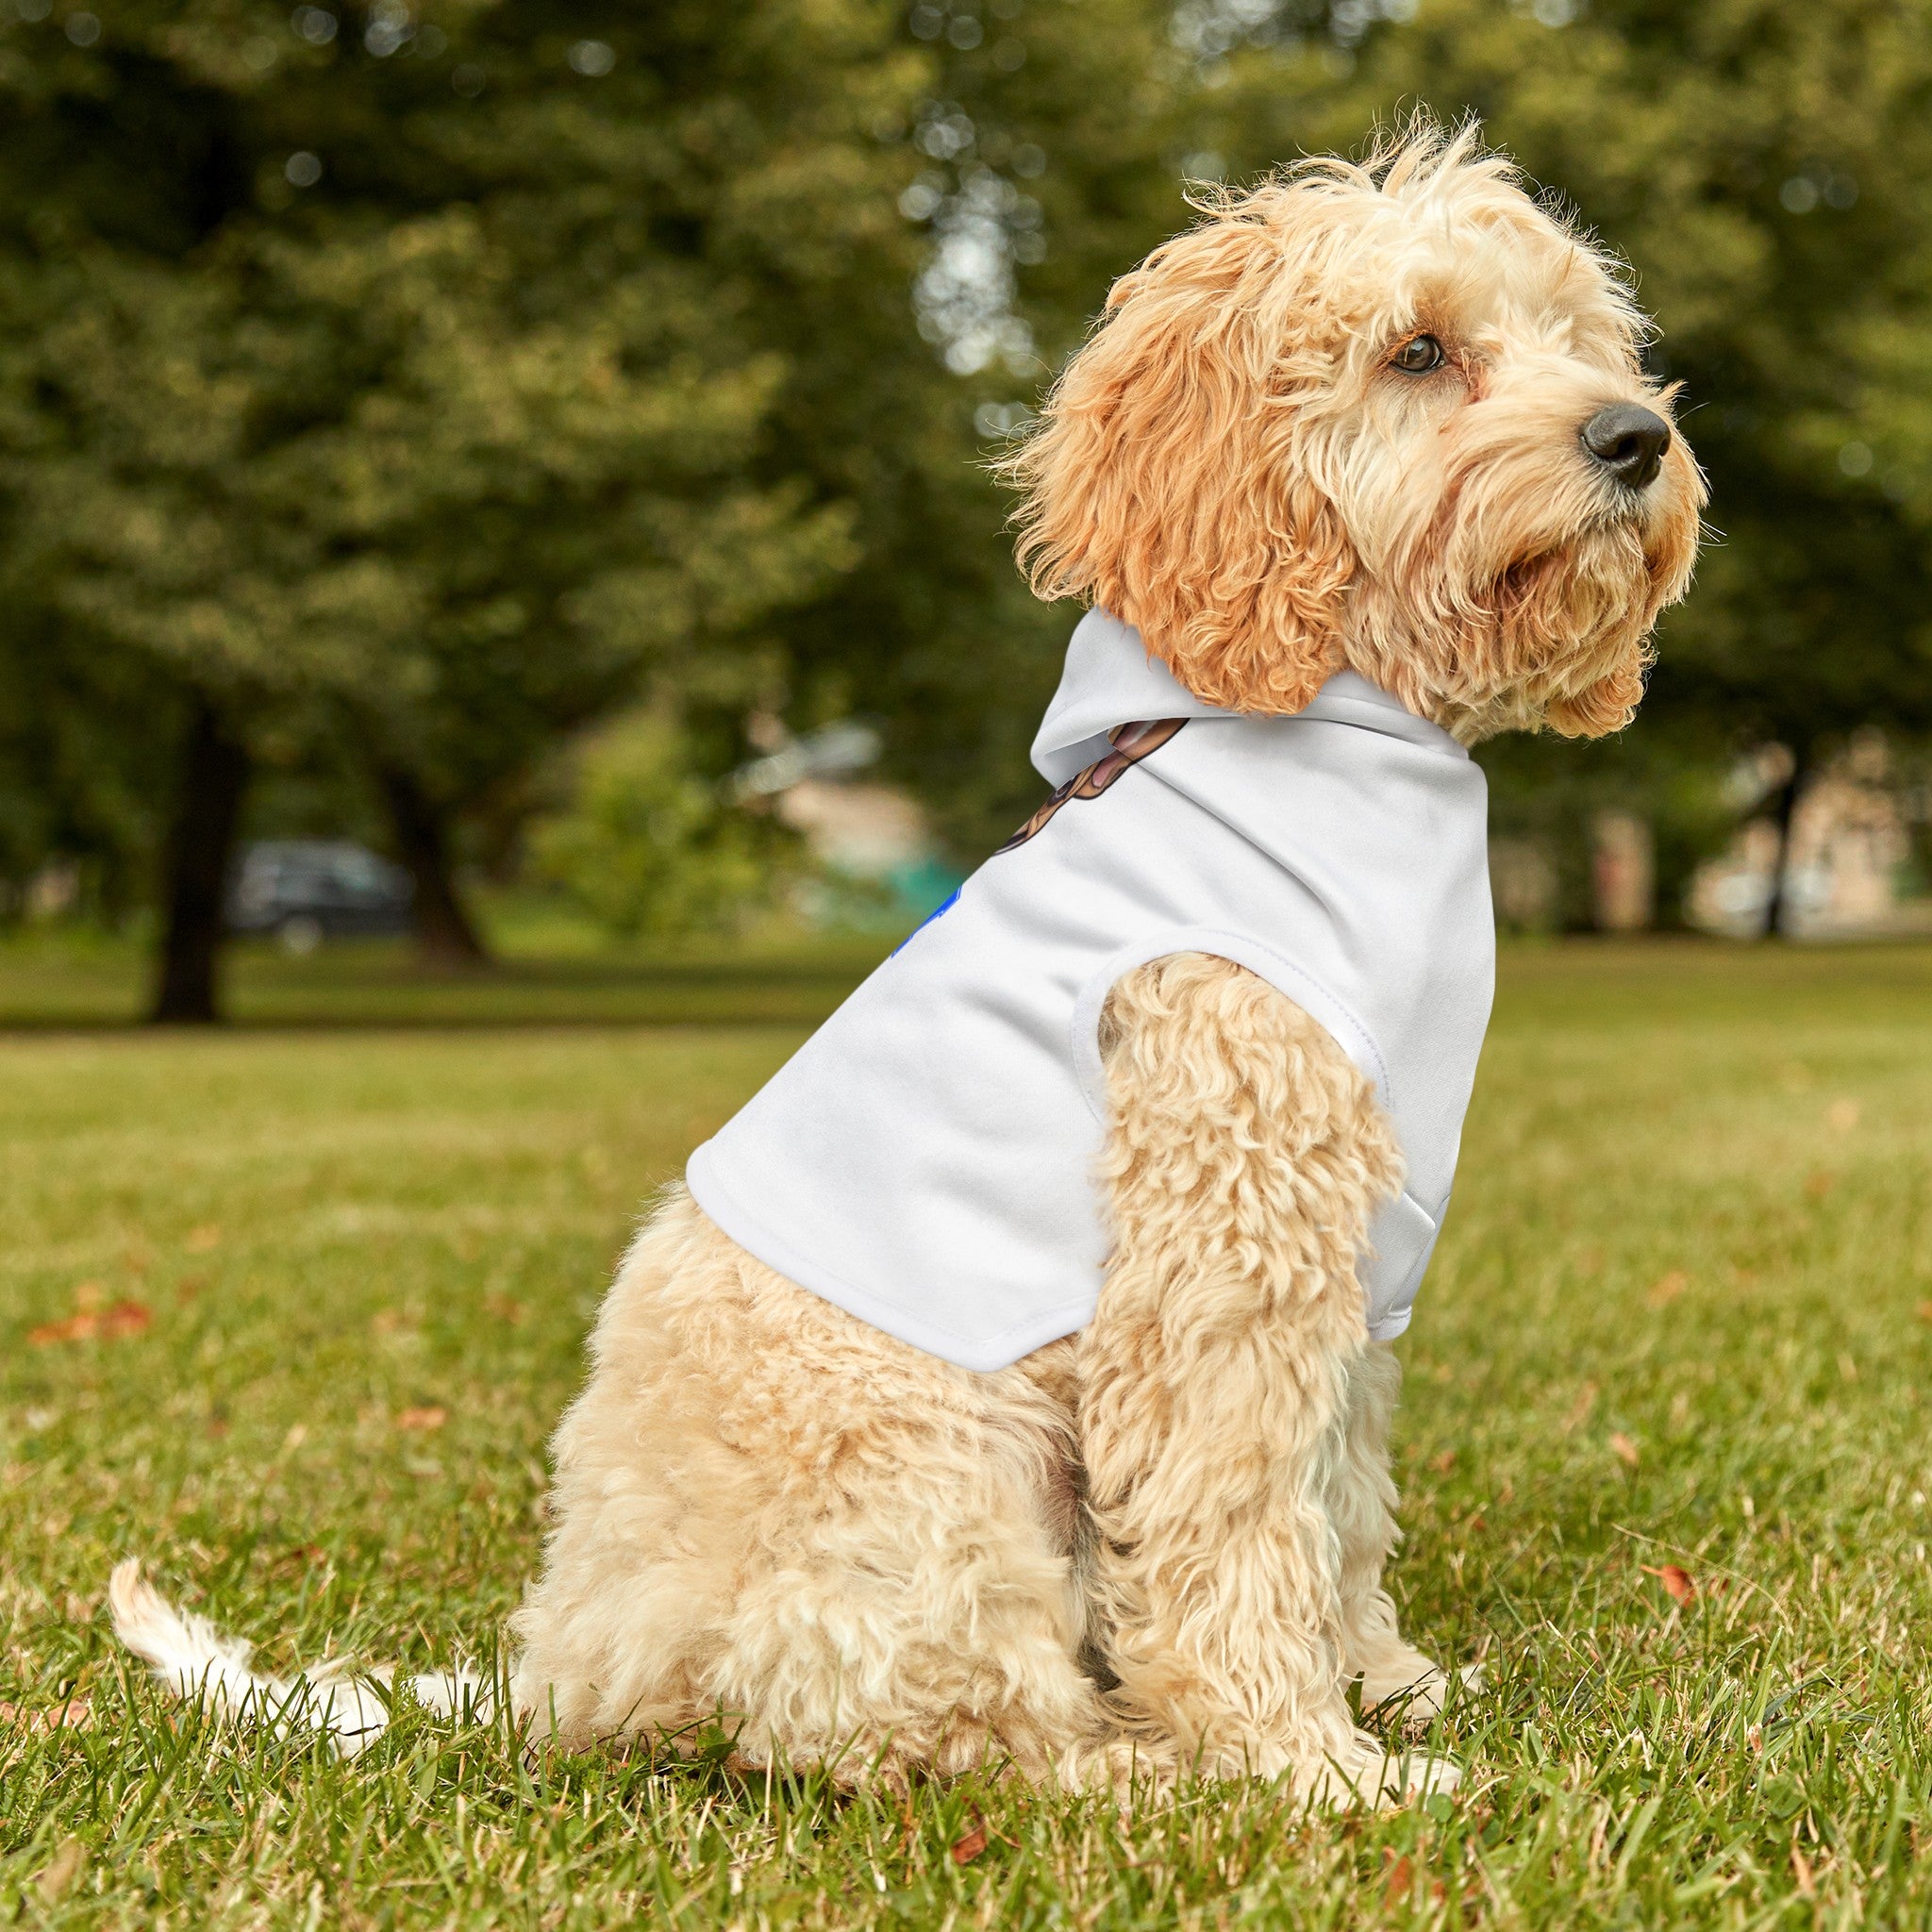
[1003,201,1354,714]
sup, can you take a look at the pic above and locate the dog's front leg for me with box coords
[1076,953,1455,1805]
[1328,1341,1459,1724]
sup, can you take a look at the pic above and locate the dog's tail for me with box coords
[108,1558,491,1757]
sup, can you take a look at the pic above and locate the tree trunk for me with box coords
[149,698,250,1024]
[1760,744,1811,940]
[378,764,491,969]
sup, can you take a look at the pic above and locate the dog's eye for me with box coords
[1391,334,1445,375]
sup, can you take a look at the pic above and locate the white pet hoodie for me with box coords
[686,609,1495,1372]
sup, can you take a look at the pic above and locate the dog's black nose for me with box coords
[1580,404,1672,490]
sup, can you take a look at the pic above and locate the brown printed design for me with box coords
[994,718,1189,856]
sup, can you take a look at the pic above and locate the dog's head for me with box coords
[1006,122,1705,740]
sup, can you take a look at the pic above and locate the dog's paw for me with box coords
[1384,1749,1461,1801]
[1360,1655,1483,1730]
[1297,1732,1461,1809]
[1361,1661,1447,1724]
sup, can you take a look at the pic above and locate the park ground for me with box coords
[3,936,1932,1927]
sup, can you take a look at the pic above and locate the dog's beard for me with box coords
[1351,499,1695,742]
[1476,522,1658,736]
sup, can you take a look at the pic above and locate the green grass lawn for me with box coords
[5,940,1932,1927]
[0,923,899,1031]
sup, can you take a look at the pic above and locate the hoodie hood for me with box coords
[1030,608,1467,786]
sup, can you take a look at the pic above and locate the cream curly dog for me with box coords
[113,125,1702,1806]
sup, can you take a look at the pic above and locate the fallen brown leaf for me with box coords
[1431,1448,1457,1474]
[1647,1270,1689,1307]
[395,1406,447,1433]
[484,1293,527,1325]
[27,1300,150,1347]
[950,1818,988,1865]
[1643,1563,1695,1606]
[1383,1852,1413,1905]
[1920,1301,1932,1324]
[28,1312,95,1346]
[1609,1432,1641,1468]
[1561,1381,1599,1434]
[0,1696,92,1736]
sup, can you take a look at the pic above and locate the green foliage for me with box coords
[0,0,925,895]
[0,624,177,921]
[531,712,800,941]
[8,0,1932,933]
[784,0,1196,857]
[1481,728,1742,929]
[7,943,1932,1922]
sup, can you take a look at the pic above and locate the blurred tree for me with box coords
[530,709,801,941]
[0,593,174,926]
[782,0,1197,856]
[1478,721,1740,931]
[0,0,920,1010]
[12,0,1932,974]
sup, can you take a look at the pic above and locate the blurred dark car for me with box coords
[226,841,414,953]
